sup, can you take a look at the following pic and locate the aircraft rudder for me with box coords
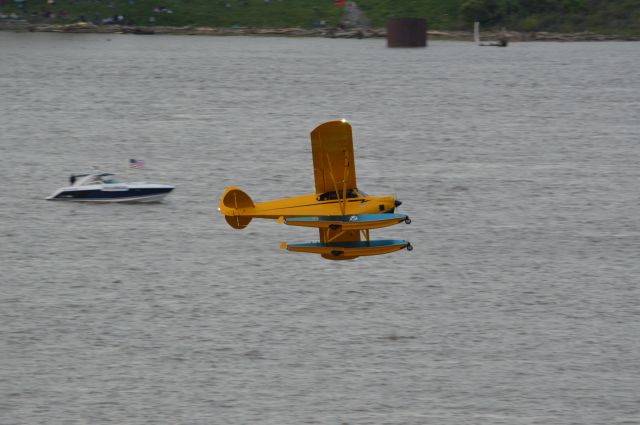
[220,186,255,210]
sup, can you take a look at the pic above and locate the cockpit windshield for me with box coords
[316,188,362,202]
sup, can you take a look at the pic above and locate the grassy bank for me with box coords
[0,0,344,28]
[1,0,639,35]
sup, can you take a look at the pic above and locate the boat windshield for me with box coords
[73,172,118,186]
[101,177,121,184]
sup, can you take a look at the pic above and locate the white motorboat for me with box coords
[46,171,174,203]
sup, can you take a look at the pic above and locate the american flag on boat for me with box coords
[129,159,144,169]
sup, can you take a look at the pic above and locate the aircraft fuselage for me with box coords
[223,192,398,220]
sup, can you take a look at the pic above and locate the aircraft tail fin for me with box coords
[220,186,255,229]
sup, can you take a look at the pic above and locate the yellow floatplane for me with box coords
[218,120,412,260]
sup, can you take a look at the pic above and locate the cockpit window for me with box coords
[316,189,360,201]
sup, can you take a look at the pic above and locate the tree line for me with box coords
[458,0,640,32]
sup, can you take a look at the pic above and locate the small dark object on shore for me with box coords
[387,17,427,47]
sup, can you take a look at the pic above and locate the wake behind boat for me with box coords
[46,171,174,203]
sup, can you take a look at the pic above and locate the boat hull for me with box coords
[46,185,174,203]
[47,192,171,203]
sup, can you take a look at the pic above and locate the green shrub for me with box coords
[520,15,540,31]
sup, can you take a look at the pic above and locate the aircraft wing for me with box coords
[280,213,413,260]
[283,214,410,230]
[282,228,410,260]
[310,120,357,195]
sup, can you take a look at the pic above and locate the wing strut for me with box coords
[326,228,346,243]
[342,151,350,216]
[325,152,346,214]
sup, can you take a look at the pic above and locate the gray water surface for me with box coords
[1,32,639,424]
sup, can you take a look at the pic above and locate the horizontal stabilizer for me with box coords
[283,213,410,231]
[219,186,255,229]
[284,239,412,260]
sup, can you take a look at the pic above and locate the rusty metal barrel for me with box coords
[387,18,427,47]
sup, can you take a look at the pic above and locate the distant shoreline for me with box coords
[1,21,638,41]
